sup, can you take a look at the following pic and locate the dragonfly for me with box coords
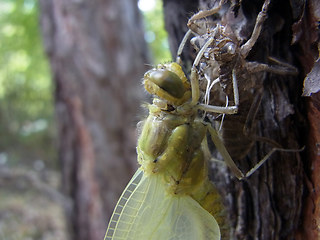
[104,48,251,239]
[104,1,299,238]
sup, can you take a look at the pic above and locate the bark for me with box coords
[163,0,311,239]
[293,0,320,239]
[39,0,149,239]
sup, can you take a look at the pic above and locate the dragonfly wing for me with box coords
[105,168,145,240]
[105,168,220,240]
[167,196,221,240]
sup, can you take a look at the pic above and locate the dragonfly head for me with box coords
[144,62,191,106]
[213,38,237,63]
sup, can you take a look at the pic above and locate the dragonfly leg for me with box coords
[176,0,224,65]
[240,0,271,58]
[245,61,298,75]
[176,29,193,65]
[207,122,304,179]
[198,68,239,114]
[190,36,215,105]
[187,0,224,34]
[207,124,245,180]
[244,146,304,178]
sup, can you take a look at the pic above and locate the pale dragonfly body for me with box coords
[104,61,243,240]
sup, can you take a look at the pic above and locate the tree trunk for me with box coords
[293,0,320,239]
[39,0,149,239]
[163,0,313,239]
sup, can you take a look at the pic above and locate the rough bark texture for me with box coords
[293,0,320,239]
[39,0,149,239]
[163,0,312,239]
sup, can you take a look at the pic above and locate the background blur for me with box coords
[0,0,170,239]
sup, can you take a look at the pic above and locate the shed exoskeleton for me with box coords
[176,0,299,168]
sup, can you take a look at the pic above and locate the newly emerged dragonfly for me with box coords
[105,1,299,239]
[104,59,249,239]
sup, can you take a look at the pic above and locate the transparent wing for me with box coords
[105,168,220,240]
[105,168,145,240]
[168,196,221,240]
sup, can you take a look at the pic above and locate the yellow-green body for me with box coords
[105,63,226,240]
[138,103,223,217]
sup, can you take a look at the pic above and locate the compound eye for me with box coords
[222,42,236,56]
[145,69,185,99]
[214,41,236,62]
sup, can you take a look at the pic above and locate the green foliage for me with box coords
[141,0,172,64]
[0,0,56,167]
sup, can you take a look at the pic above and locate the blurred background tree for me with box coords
[0,0,169,239]
[0,0,170,170]
[0,1,67,239]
